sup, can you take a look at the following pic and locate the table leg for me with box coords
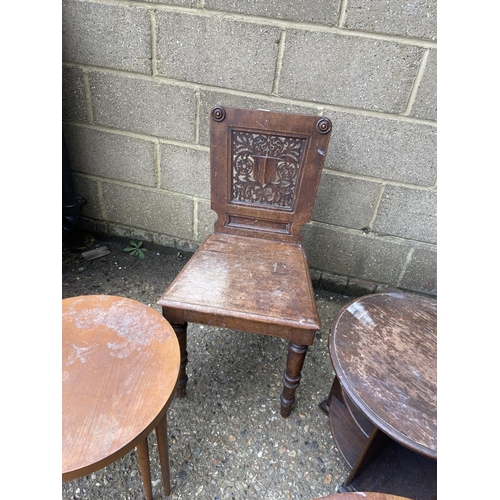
[136,437,153,500]
[319,374,344,416]
[155,412,171,497]
[344,426,390,487]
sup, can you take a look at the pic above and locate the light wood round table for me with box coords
[62,295,180,499]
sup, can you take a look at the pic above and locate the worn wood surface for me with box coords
[62,295,180,498]
[315,492,412,500]
[81,246,110,261]
[210,106,331,243]
[158,106,331,417]
[159,233,320,341]
[328,395,370,469]
[329,292,437,459]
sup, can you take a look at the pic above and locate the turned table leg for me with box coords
[280,341,308,418]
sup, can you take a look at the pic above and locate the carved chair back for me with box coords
[209,106,332,243]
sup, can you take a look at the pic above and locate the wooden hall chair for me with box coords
[158,105,332,417]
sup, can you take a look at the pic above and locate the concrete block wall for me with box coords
[62,0,437,296]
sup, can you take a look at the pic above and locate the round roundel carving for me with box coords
[316,117,332,134]
[211,106,226,122]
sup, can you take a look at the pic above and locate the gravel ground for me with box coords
[62,231,353,500]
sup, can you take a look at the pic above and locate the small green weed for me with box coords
[123,240,147,259]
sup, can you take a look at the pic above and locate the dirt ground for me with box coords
[62,231,190,310]
[62,229,354,499]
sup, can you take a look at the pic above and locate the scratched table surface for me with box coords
[62,294,180,480]
[316,493,412,500]
[329,292,437,458]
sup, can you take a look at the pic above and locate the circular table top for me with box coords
[62,295,180,480]
[329,292,437,459]
[316,493,412,500]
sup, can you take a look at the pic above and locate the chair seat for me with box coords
[158,233,320,345]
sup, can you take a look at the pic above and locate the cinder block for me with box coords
[411,50,437,121]
[79,218,107,235]
[323,110,437,186]
[399,247,437,296]
[198,89,320,146]
[373,185,437,244]
[155,12,280,93]
[62,0,152,74]
[204,0,340,25]
[175,239,199,253]
[89,72,196,142]
[196,200,217,242]
[374,284,403,294]
[102,181,194,239]
[155,233,177,248]
[160,144,210,198]
[64,125,157,187]
[129,228,156,243]
[279,30,424,113]
[312,172,382,229]
[302,223,409,286]
[344,0,437,41]
[318,272,348,295]
[109,225,132,239]
[63,66,87,122]
[308,268,322,288]
[346,278,378,297]
[72,174,102,219]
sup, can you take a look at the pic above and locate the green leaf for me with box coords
[124,241,147,258]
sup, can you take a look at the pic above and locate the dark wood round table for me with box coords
[316,493,411,500]
[62,295,180,499]
[323,292,437,495]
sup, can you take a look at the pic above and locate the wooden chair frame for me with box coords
[158,105,332,417]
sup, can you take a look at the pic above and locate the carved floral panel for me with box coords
[231,131,307,209]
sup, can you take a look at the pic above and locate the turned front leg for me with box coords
[280,342,308,418]
[167,319,188,397]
